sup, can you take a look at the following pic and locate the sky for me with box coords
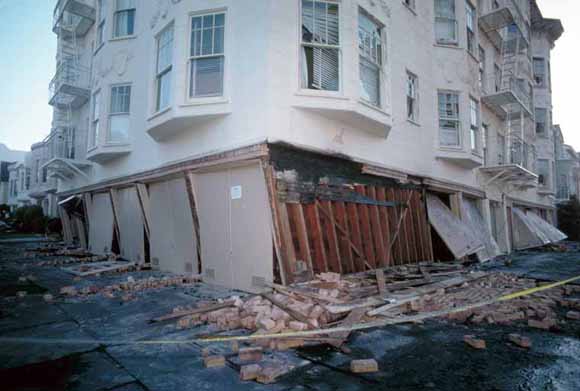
[0,0,577,152]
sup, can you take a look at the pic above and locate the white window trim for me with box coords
[186,10,228,103]
[358,7,386,109]
[108,83,132,144]
[465,0,477,56]
[469,96,481,154]
[112,0,136,39]
[435,0,459,45]
[95,0,107,52]
[298,0,342,95]
[153,22,174,114]
[438,90,462,149]
[89,89,102,150]
[406,70,419,124]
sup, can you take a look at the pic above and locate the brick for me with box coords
[566,311,580,320]
[508,334,532,349]
[528,318,555,330]
[319,272,341,283]
[240,364,261,381]
[203,355,225,368]
[239,347,263,362]
[309,305,325,319]
[464,335,486,350]
[256,364,289,384]
[275,338,304,351]
[258,317,276,330]
[288,321,309,331]
[350,359,379,373]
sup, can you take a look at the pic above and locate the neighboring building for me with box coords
[33,0,569,291]
[554,126,580,202]
[0,143,27,207]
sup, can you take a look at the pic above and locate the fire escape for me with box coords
[479,0,537,190]
[45,0,95,181]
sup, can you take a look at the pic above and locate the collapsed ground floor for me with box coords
[57,142,565,292]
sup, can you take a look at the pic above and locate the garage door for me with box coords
[149,178,197,274]
[193,162,273,292]
[87,192,115,254]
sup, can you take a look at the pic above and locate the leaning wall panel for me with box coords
[87,193,114,254]
[117,186,145,263]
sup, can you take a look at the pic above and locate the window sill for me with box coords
[434,43,461,50]
[295,89,348,100]
[357,99,389,116]
[407,118,421,127]
[180,96,229,107]
[93,43,105,56]
[147,106,172,122]
[110,35,137,42]
[402,1,417,15]
[438,145,463,151]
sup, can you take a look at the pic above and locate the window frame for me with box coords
[438,91,461,148]
[535,107,547,136]
[300,0,342,93]
[89,89,101,149]
[187,11,227,100]
[406,71,419,123]
[465,0,476,55]
[154,23,174,113]
[533,57,546,87]
[108,83,132,143]
[358,8,385,108]
[113,0,136,39]
[435,0,458,45]
[469,96,480,153]
[96,0,106,50]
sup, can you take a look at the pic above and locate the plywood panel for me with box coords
[426,194,483,259]
[87,192,114,254]
[149,179,197,274]
[511,208,544,250]
[461,198,501,261]
[117,186,145,263]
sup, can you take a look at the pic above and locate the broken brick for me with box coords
[350,359,379,373]
[566,311,580,320]
[464,335,486,349]
[256,364,289,384]
[275,338,304,351]
[508,334,532,349]
[288,321,309,331]
[239,364,261,381]
[203,355,225,368]
[528,318,555,330]
[238,347,263,362]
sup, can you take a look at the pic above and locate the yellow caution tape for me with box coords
[1,273,579,346]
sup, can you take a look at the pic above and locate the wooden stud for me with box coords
[333,201,354,273]
[354,185,376,269]
[304,202,328,273]
[278,202,298,280]
[375,187,392,266]
[422,189,435,261]
[386,188,402,265]
[345,202,364,272]
[367,186,388,267]
[288,203,314,278]
[405,190,419,262]
[398,189,412,263]
[135,183,152,240]
[109,188,122,252]
[184,174,203,273]
[318,200,342,274]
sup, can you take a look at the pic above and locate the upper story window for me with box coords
[90,90,101,148]
[97,0,106,47]
[155,24,174,112]
[109,84,131,142]
[438,91,460,147]
[113,0,136,38]
[469,97,480,152]
[497,133,506,164]
[533,57,546,87]
[406,71,419,122]
[478,45,486,92]
[465,1,476,55]
[435,0,458,45]
[535,108,547,136]
[301,0,340,91]
[537,159,549,186]
[25,168,30,191]
[189,12,225,98]
[358,9,383,107]
[494,64,501,92]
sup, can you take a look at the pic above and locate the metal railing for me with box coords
[53,0,94,33]
[49,59,90,105]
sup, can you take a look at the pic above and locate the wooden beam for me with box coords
[303,202,328,273]
[184,173,203,274]
[319,200,342,274]
[375,187,392,266]
[135,183,152,240]
[277,202,298,281]
[367,186,388,267]
[354,185,376,268]
[288,203,314,278]
[386,188,402,265]
[109,188,121,252]
[333,201,354,273]
[345,202,364,272]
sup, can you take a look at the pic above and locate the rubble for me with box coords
[240,364,261,381]
[350,359,379,373]
[464,335,486,350]
[508,334,532,349]
[203,355,226,368]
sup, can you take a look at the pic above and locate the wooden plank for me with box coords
[109,188,121,251]
[375,269,387,295]
[421,189,435,261]
[278,202,298,279]
[375,187,392,266]
[263,165,293,285]
[386,188,402,265]
[367,186,388,267]
[59,207,74,245]
[184,173,203,274]
[333,201,354,273]
[327,307,366,348]
[288,203,314,278]
[400,190,413,263]
[82,193,92,233]
[135,183,152,240]
[303,203,328,273]
[354,185,376,269]
[345,202,364,272]
[406,191,419,262]
[410,192,425,261]
[74,217,87,249]
[318,200,342,274]
[261,293,316,327]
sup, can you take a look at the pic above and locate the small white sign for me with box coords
[230,185,242,200]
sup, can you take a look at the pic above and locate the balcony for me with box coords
[86,143,132,164]
[479,0,530,49]
[53,0,95,37]
[481,76,533,119]
[49,60,90,109]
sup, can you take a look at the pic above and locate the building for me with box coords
[554,125,580,202]
[37,0,569,292]
[0,143,27,208]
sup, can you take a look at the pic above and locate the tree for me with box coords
[557,196,580,241]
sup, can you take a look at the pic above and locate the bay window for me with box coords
[109,84,131,142]
[189,12,225,98]
[113,0,136,38]
[469,97,479,152]
[406,72,418,122]
[155,24,173,112]
[438,92,460,147]
[301,0,340,91]
[358,10,383,107]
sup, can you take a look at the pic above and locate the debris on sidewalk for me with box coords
[464,335,486,350]
[508,334,532,349]
[350,359,379,373]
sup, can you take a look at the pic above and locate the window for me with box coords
[113,0,135,38]
[90,90,101,147]
[301,0,340,91]
[537,159,549,186]
[466,1,476,54]
[406,72,419,122]
[482,123,488,164]
[478,45,486,92]
[533,57,545,87]
[359,10,383,106]
[189,13,225,98]
[35,160,40,184]
[494,64,501,92]
[438,92,460,146]
[25,169,30,190]
[497,133,505,164]
[547,60,552,91]
[109,85,131,142]
[64,128,76,159]
[97,0,106,47]
[469,97,479,152]
[42,167,47,183]
[535,108,547,135]
[155,24,174,111]
[435,0,457,44]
